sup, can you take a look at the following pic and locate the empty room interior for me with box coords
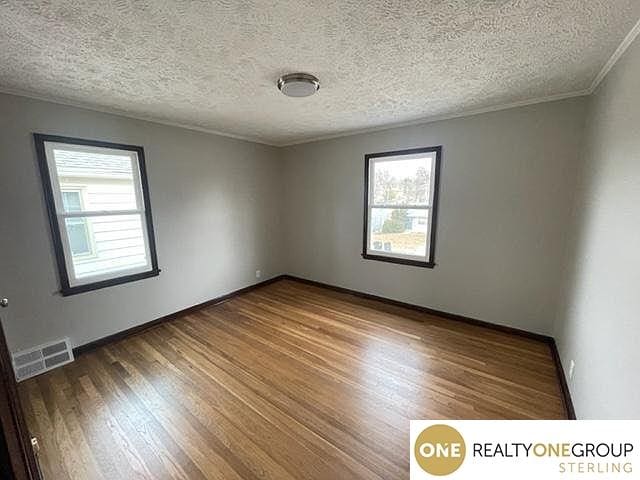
[0,1,639,479]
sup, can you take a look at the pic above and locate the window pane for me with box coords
[53,148,139,211]
[370,208,427,257]
[62,191,83,212]
[372,156,431,205]
[64,214,148,280]
[65,218,91,255]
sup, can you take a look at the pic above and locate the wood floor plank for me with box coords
[136,332,352,480]
[106,342,248,480]
[89,349,208,480]
[18,278,568,479]
[163,319,404,479]
[20,381,71,480]
[46,369,106,480]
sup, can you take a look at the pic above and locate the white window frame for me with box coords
[363,146,442,267]
[35,134,160,295]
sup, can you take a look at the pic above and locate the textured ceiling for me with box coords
[1,1,639,146]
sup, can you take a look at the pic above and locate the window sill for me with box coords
[361,253,435,268]
[60,268,161,296]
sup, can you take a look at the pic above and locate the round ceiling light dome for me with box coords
[277,73,320,97]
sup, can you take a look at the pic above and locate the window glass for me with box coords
[53,149,138,211]
[369,208,428,257]
[65,218,91,256]
[373,157,431,205]
[62,191,83,212]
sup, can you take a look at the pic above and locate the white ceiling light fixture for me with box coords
[277,73,320,97]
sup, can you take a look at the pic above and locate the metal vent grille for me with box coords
[44,351,70,368]
[42,341,67,357]
[16,361,46,380]
[11,338,74,381]
[13,349,43,367]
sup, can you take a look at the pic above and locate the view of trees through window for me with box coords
[368,155,434,259]
[373,160,429,205]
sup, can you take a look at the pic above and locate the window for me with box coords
[34,134,160,295]
[61,190,93,256]
[362,146,441,267]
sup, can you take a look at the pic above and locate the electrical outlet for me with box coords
[255,270,261,279]
[568,360,575,380]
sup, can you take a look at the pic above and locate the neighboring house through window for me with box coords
[362,146,442,267]
[34,134,160,295]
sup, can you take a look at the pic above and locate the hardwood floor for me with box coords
[18,279,567,479]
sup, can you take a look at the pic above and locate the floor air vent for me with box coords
[12,338,74,381]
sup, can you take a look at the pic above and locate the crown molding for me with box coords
[0,86,592,148]
[277,89,591,147]
[587,16,640,94]
[0,87,277,147]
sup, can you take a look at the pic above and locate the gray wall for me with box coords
[0,93,284,352]
[281,98,587,335]
[555,36,640,418]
